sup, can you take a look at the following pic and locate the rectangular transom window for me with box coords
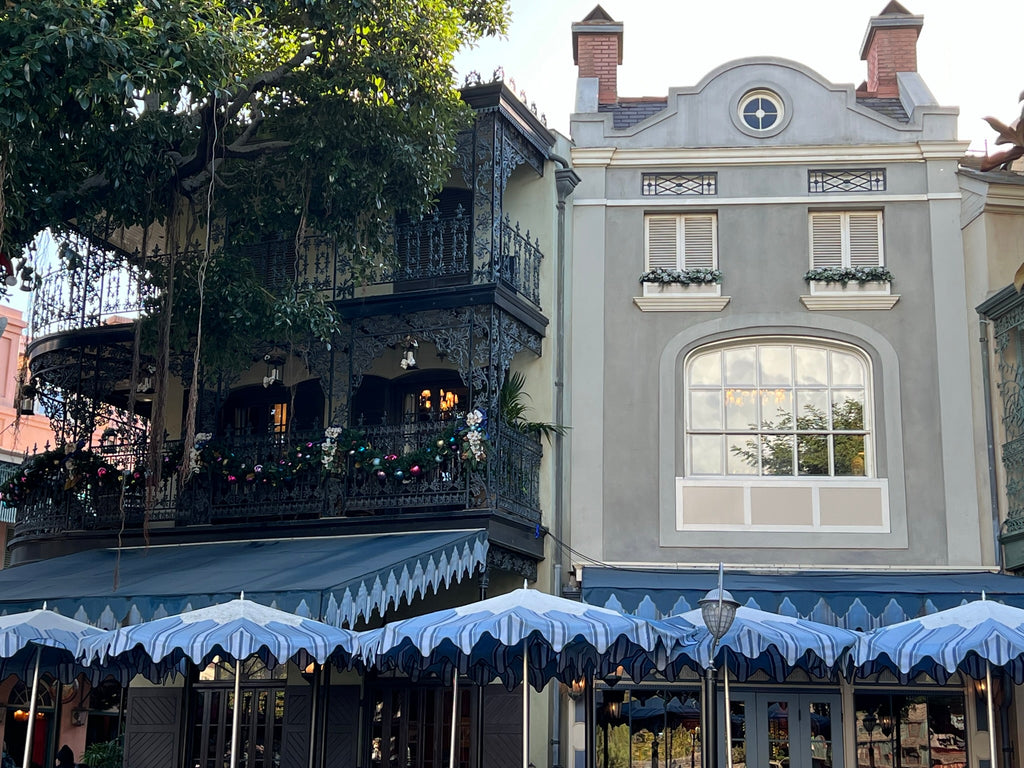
[809,211,883,269]
[645,213,717,270]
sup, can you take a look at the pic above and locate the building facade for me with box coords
[565,5,1015,768]
[0,81,574,768]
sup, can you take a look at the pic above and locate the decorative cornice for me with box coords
[571,142,969,168]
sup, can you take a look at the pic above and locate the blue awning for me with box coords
[581,567,1024,629]
[0,529,488,629]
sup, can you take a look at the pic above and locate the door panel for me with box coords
[722,692,842,768]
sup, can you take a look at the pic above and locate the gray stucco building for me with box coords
[564,5,1019,768]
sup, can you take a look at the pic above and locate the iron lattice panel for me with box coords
[808,169,886,193]
[642,173,717,196]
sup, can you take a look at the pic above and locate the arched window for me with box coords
[685,339,871,477]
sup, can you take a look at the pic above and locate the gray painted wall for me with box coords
[568,56,980,568]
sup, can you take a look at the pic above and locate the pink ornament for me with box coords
[410,465,422,477]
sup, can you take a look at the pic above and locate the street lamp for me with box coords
[698,564,740,768]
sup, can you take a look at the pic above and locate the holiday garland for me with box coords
[0,411,491,506]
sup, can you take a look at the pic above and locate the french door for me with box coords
[722,692,843,768]
[190,686,286,768]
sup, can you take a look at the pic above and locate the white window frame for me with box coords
[808,211,884,270]
[643,213,719,297]
[683,338,874,479]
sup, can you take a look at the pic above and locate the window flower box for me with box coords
[804,267,893,296]
[641,268,722,296]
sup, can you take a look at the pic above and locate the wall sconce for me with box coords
[400,336,418,370]
[566,678,586,701]
[263,354,284,388]
[19,263,35,292]
[17,381,37,415]
[602,689,625,720]
[879,712,894,738]
[12,709,28,723]
[136,365,156,401]
[71,709,87,727]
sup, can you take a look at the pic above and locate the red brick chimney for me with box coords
[858,1,923,99]
[572,5,623,106]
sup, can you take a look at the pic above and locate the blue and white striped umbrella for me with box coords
[850,599,1024,683]
[664,605,861,681]
[360,588,694,690]
[0,608,102,680]
[0,609,102,768]
[78,596,359,682]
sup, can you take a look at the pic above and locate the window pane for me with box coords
[690,351,722,386]
[796,391,830,427]
[795,347,828,386]
[834,434,866,476]
[726,435,759,475]
[760,389,793,429]
[797,434,829,475]
[690,435,723,475]
[810,702,834,768]
[766,701,791,768]
[725,389,758,430]
[724,348,756,386]
[831,392,865,430]
[690,391,723,430]
[830,351,864,387]
[759,346,793,386]
[760,435,795,475]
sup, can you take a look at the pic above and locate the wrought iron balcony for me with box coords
[8,420,542,541]
[30,213,544,340]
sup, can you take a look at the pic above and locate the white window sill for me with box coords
[800,294,900,310]
[635,283,729,311]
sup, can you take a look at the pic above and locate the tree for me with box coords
[0,0,509,259]
[731,399,866,476]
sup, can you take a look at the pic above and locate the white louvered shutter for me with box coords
[646,216,680,269]
[848,212,883,267]
[810,213,843,269]
[682,214,716,269]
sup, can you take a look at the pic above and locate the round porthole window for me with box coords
[739,89,783,131]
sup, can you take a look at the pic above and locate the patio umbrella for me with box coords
[664,605,861,681]
[78,595,359,768]
[849,599,1024,683]
[849,598,1024,768]
[360,587,695,768]
[0,608,103,768]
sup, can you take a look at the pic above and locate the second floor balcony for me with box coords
[31,212,544,341]
[6,418,543,543]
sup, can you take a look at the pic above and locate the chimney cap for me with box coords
[859,2,923,61]
[572,5,623,65]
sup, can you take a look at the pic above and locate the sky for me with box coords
[453,0,1024,154]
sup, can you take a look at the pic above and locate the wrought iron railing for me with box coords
[30,242,157,339]
[30,213,544,340]
[496,216,543,305]
[10,420,542,539]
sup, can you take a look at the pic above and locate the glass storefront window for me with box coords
[853,693,966,768]
[597,689,702,768]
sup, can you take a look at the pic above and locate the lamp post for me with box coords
[698,564,740,768]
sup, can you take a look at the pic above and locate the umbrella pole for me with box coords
[986,662,997,768]
[230,658,242,768]
[450,669,459,768]
[523,642,529,768]
[723,661,733,768]
[21,646,41,768]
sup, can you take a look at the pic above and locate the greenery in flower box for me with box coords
[639,267,722,285]
[803,266,893,285]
